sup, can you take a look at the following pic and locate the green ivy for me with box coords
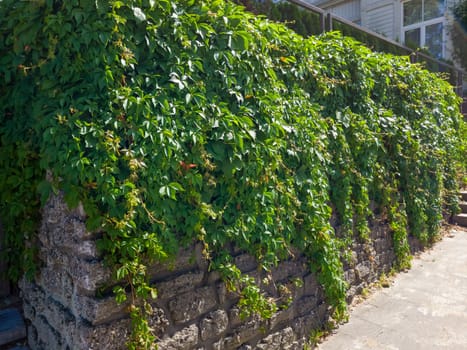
[0,1,464,349]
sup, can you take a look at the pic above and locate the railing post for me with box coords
[319,12,325,34]
[325,12,333,32]
[457,71,463,98]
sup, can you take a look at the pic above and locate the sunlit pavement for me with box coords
[317,227,467,350]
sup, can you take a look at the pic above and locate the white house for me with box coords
[304,0,464,64]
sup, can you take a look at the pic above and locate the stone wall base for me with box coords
[20,194,417,349]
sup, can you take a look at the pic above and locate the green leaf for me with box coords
[37,180,52,205]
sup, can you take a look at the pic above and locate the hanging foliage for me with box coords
[0,0,464,348]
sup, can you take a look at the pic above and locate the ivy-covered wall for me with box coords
[0,0,465,348]
[21,192,403,349]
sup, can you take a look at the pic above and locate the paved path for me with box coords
[317,227,467,350]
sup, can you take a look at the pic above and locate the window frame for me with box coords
[401,0,447,59]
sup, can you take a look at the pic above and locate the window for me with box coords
[402,0,445,59]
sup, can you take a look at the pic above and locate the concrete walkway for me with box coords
[317,227,467,350]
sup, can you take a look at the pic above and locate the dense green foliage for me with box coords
[0,0,464,348]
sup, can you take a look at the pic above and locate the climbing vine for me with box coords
[0,0,464,348]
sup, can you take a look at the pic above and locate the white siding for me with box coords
[361,0,399,41]
[304,0,362,23]
[328,0,361,23]
[366,3,395,38]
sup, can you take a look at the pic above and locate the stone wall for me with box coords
[21,194,404,350]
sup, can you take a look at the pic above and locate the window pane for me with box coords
[404,0,422,26]
[423,0,444,21]
[405,28,421,48]
[424,0,444,21]
[425,22,443,59]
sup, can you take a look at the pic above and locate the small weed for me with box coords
[378,273,391,288]
[307,320,338,348]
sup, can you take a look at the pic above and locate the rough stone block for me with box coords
[384,251,395,262]
[200,309,228,341]
[291,313,323,338]
[302,274,320,297]
[156,270,204,300]
[156,324,199,350]
[217,282,238,306]
[212,338,226,350]
[373,238,391,253]
[294,295,318,317]
[194,243,209,270]
[39,297,75,338]
[36,250,112,297]
[255,327,295,350]
[355,261,371,281]
[70,258,113,295]
[76,239,100,259]
[148,307,170,338]
[349,250,359,266]
[222,317,264,348]
[285,339,307,350]
[42,193,94,240]
[228,307,244,328]
[409,236,423,253]
[148,247,199,281]
[268,306,295,330]
[76,318,130,350]
[168,287,216,324]
[237,345,253,350]
[346,285,359,300]
[207,270,221,284]
[344,269,357,285]
[369,219,389,239]
[234,253,257,273]
[316,301,330,320]
[73,294,128,326]
[32,315,63,350]
[34,265,74,306]
[20,279,45,320]
[21,280,77,347]
[27,324,39,350]
[42,219,98,258]
[23,300,35,325]
[214,335,239,349]
[271,260,306,282]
